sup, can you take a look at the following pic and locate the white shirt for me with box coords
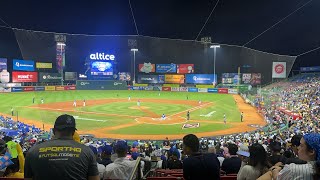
[277,162,316,180]
[97,163,106,179]
[103,157,137,180]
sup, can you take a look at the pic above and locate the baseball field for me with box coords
[0,90,266,140]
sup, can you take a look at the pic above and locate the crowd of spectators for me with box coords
[0,73,319,179]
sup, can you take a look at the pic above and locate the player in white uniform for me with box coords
[162,114,166,120]
[223,113,227,125]
[73,100,77,107]
[199,100,202,105]
[83,99,86,107]
[137,99,140,107]
[41,98,44,104]
[128,95,131,101]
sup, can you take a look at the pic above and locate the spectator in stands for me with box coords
[89,146,106,179]
[237,143,269,180]
[24,114,99,180]
[98,145,113,167]
[268,141,287,166]
[103,140,137,180]
[270,133,320,180]
[221,143,242,174]
[182,134,220,180]
[167,149,182,169]
[285,134,306,164]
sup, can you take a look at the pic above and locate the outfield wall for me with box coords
[0,85,76,93]
[128,86,239,94]
[76,80,127,90]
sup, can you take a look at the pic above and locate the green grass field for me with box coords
[0,90,240,137]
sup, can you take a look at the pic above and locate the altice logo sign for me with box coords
[90,53,115,60]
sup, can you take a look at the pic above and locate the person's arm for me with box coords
[237,165,250,180]
[87,149,100,180]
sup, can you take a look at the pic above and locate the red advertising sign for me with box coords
[177,64,194,74]
[64,86,76,90]
[12,72,38,83]
[23,87,35,91]
[162,87,172,91]
[218,88,228,94]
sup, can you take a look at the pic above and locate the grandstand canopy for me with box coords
[0,0,319,70]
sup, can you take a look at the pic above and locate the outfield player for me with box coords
[137,99,140,107]
[198,100,202,105]
[187,111,190,120]
[73,100,77,107]
[11,107,14,116]
[158,92,161,96]
[162,114,166,120]
[83,99,86,107]
[41,98,44,104]
[32,97,35,104]
[223,113,227,125]
[128,95,131,101]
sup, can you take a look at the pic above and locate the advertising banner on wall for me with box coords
[242,73,261,85]
[198,88,208,93]
[177,64,194,74]
[36,62,53,69]
[171,87,180,92]
[12,72,38,83]
[65,72,77,81]
[222,73,239,84]
[137,75,164,84]
[138,63,155,73]
[272,62,286,78]
[39,72,62,82]
[156,64,177,73]
[118,72,131,81]
[45,86,56,91]
[12,87,23,92]
[185,74,216,84]
[13,59,35,71]
[188,87,198,92]
[179,87,188,92]
[164,74,184,84]
[300,66,320,72]
[0,58,7,71]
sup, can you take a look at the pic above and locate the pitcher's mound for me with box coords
[129,106,150,110]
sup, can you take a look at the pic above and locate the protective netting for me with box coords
[10,29,297,84]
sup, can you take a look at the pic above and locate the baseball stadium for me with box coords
[0,1,320,179]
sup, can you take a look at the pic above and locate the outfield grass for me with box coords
[0,90,240,134]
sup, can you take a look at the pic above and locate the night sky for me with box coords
[0,0,319,70]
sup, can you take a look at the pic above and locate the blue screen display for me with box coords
[91,61,113,76]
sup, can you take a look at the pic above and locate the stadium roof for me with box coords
[0,0,319,69]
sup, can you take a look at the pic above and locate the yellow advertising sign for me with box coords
[36,62,53,69]
[164,75,184,84]
[55,86,65,91]
[45,86,55,91]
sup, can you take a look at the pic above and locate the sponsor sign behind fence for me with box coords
[35,87,45,91]
[45,86,56,91]
[138,63,155,73]
[39,72,62,82]
[13,59,35,71]
[177,64,194,74]
[300,66,320,72]
[164,74,184,84]
[156,64,177,73]
[12,72,38,83]
[65,72,77,81]
[179,87,188,92]
[144,87,153,91]
[185,74,217,84]
[55,86,65,91]
[228,88,238,94]
[197,88,208,93]
[188,87,198,92]
[11,87,23,92]
[218,88,228,94]
[36,62,52,69]
[272,62,286,78]
[137,75,164,84]
[171,87,180,92]
[0,58,7,71]
[23,87,35,91]
[207,88,218,93]
[162,87,171,91]
[0,87,11,93]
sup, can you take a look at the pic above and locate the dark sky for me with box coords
[0,0,320,70]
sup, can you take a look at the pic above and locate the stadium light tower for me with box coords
[130,48,138,84]
[210,45,220,85]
